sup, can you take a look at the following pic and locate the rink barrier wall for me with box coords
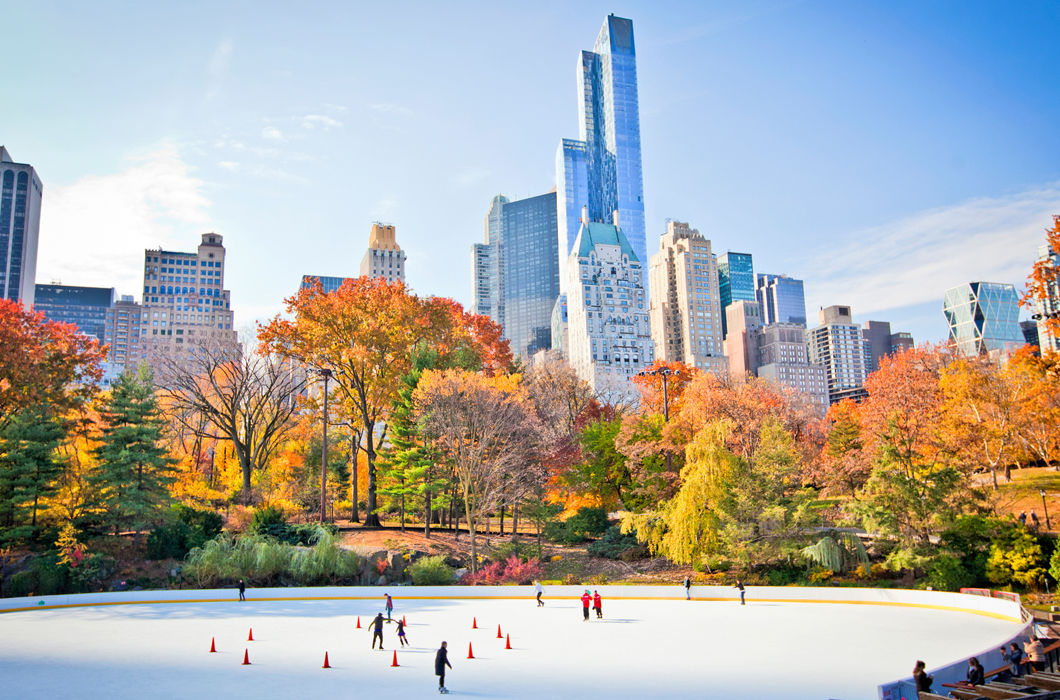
[0,584,1024,623]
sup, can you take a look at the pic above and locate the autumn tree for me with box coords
[90,366,175,536]
[1021,214,1060,346]
[1009,349,1060,469]
[258,277,510,526]
[157,341,305,500]
[0,299,105,429]
[811,399,870,497]
[630,360,697,418]
[414,369,542,570]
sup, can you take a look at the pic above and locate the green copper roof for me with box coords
[572,221,639,262]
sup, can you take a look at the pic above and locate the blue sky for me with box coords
[2,0,1058,343]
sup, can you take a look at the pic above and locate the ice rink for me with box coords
[0,586,1026,699]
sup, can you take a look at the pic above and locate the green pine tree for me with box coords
[0,405,65,543]
[89,366,175,536]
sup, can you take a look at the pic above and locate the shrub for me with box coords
[148,505,225,560]
[491,540,534,563]
[409,555,455,585]
[6,554,70,596]
[987,528,1046,589]
[566,507,609,538]
[926,553,974,591]
[461,555,542,585]
[587,526,639,559]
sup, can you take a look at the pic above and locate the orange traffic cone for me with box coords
[391,650,399,667]
[242,649,251,665]
[472,617,478,629]
[209,637,217,653]
[247,627,254,641]
[322,652,331,669]
[402,615,406,626]
[496,624,502,639]
[467,642,475,659]
[505,633,512,650]
[356,616,361,629]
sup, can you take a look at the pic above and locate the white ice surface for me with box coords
[0,591,1024,699]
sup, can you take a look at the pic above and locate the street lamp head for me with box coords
[1041,489,1046,498]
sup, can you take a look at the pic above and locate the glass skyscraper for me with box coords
[33,284,115,344]
[0,147,42,306]
[944,281,1024,356]
[756,273,807,327]
[471,192,559,361]
[718,252,755,337]
[556,15,645,291]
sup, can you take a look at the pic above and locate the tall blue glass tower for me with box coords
[556,15,645,292]
[718,252,755,337]
[756,273,807,326]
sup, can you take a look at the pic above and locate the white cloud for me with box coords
[261,126,285,142]
[217,160,240,171]
[301,114,343,130]
[37,143,212,297]
[800,183,1060,318]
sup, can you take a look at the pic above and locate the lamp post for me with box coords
[1041,489,1052,531]
[638,366,681,422]
[316,368,333,523]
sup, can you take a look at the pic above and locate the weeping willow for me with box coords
[800,532,868,573]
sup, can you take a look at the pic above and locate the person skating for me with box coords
[384,593,394,621]
[593,590,603,619]
[534,580,544,607]
[683,576,691,600]
[580,589,591,621]
[396,618,409,647]
[238,578,245,602]
[734,579,746,605]
[435,641,452,694]
[370,612,385,649]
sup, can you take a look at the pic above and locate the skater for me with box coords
[683,576,691,600]
[238,578,245,602]
[384,593,394,621]
[370,612,385,649]
[396,618,409,647]
[435,641,452,693]
[580,589,591,621]
[534,580,544,607]
[734,579,745,605]
[912,660,933,692]
[593,590,602,619]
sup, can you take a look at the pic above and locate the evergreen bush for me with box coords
[587,525,639,559]
[409,555,455,585]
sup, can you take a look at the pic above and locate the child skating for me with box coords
[396,618,409,647]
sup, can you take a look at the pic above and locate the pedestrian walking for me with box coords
[534,580,544,607]
[683,576,691,600]
[580,589,591,621]
[1019,511,1028,527]
[435,641,452,694]
[370,612,385,649]
[238,578,246,602]
[1032,511,1041,530]
[384,593,394,621]
[593,590,603,619]
[396,618,409,647]
[734,579,745,605]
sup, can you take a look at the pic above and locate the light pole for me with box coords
[638,366,681,422]
[1041,489,1052,531]
[316,368,333,523]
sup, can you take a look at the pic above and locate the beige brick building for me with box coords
[359,223,406,283]
[648,221,727,375]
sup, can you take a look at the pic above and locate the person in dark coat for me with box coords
[734,579,746,605]
[965,657,984,686]
[593,591,603,619]
[580,590,591,621]
[1007,642,1026,677]
[683,576,691,600]
[912,660,933,692]
[435,641,452,693]
[370,613,385,649]
[396,618,409,647]
[238,579,245,601]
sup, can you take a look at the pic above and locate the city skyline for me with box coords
[3,2,1059,344]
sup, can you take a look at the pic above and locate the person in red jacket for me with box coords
[593,591,603,619]
[580,590,591,621]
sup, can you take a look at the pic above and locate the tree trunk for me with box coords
[465,502,477,573]
[350,433,360,523]
[499,506,505,536]
[512,504,519,539]
[364,439,381,527]
[424,466,432,539]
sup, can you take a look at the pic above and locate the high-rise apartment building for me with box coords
[648,221,726,375]
[807,305,869,404]
[556,15,646,290]
[1031,243,1060,353]
[471,192,559,360]
[861,320,914,373]
[565,215,653,399]
[756,274,807,326]
[33,283,115,344]
[103,295,146,376]
[0,146,42,306]
[718,252,755,337]
[943,282,1024,357]
[359,223,406,284]
[141,233,238,375]
[723,300,762,381]
[757,323,830,411]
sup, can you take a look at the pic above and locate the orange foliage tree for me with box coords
[258,277,510,526]
[1009,349,1060,469]
[630,360,697,418]
[1021,215,1060,345]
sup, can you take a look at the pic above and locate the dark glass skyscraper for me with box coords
[756,273,807,327]
[0,146,42,305]
[718,252,755,337]
[33,284,115,344]
[557,15,645,291]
